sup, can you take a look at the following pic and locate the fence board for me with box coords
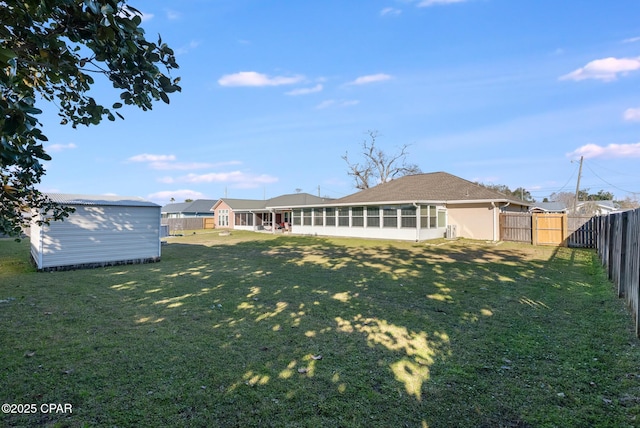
[499,212,532,243]
[163,218,212,233]
[597,208,640,337]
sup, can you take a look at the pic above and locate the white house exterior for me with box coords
[30,194,161,271]
[285,172,529,241]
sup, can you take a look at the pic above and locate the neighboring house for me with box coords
[285,172,529,241]
[30,194,161,271]
[531,200,620,216]
[530,202,568,213]
[161,199,218,220]
[212,193,333,230]
[574,200,620,216]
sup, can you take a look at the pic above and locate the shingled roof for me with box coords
[331,172,527,205]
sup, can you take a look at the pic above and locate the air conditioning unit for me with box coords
[445,224,457,239]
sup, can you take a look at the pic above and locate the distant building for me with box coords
[161,199,218,220]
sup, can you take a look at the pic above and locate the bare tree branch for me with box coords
[342,130,421,190]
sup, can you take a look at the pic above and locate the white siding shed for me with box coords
[30,194,161,271]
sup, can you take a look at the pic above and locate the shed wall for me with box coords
[31,204,161,270]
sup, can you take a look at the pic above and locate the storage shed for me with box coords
[30,194,162,271]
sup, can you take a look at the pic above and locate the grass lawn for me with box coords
[1,231,640,427]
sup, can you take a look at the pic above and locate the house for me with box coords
[573,200,620,216]
[530,202,567,213]
[285,172,529,241]
[531,200,620,216]
[161,199,218,220]
[30,194,161,271]
[212,193,333,231]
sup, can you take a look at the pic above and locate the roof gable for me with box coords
[332,172,527,205]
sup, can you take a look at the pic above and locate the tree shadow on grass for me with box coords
[0,236,630,427]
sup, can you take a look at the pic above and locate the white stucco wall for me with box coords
[446,203,496,240]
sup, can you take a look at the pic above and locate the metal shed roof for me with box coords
[45,193,159,207]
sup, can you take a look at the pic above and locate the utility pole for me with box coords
[574,155,584,212]
[317,185,320,197]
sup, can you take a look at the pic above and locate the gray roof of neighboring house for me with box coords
[216,198,268,210]
[530,202,567,212]
[577,200,617,209]
[216,193,333,211]
[267,193,333,207]
[161,199,218,214]
[327,172,528,206]
[46,193,159,207]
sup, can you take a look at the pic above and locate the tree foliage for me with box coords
[549,189,616,206]
[1,0,181,237]
[477,183,535,202]
[342,130,421,190]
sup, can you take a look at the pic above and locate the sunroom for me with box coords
[290,203,447,241]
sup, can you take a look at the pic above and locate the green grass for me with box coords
[1,231,640,427]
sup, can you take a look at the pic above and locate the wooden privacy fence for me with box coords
[597,208,640,336]
[163,217,215,234]
[500,213,597,248]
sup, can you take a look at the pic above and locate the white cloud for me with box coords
[140,12,154,22]
[147,189,206,203]
[560,57,640,82]
[128,154,244,171]
[623,36,640,43]
[567,142,640,159]
[316,99,360,109]
[285,84,323,96]
[153,161,215,171]
[348,73,393,85]
[417,0,468,7]
[175,40,200,55]
[166,9,180,20]
[624,108,640,122]
[128,153,176,163]
[180,171,279,188]
[46,143,77,152]
[380,7,401,16]
[218,71,304,87]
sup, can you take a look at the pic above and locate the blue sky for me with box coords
[38,0,640,204]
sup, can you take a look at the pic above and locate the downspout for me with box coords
[413,202,420,242]
[491,202,497,242]
[491,202,510,242]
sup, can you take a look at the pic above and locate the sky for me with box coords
[37,0,640,205]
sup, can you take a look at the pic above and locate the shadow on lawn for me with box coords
[101,235,588,425]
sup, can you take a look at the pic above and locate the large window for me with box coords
[420,206,429,229]
[218,209,229,227]
[383,206,398,228]
[325,208,336,226]
[292,209,301,226]
[367,206,380,227]
[401,206,417,228]
[352,207,364,227]
[420,205,445,228]
[438,210,446,228]
[314,208,324,226]
[338,207,349,227]
[430,205,437,228]
[234,212,253,226]
[303,209,312,226]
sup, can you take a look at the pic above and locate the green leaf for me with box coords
[0,47,17,65]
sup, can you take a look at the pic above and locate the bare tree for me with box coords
[342,130,421,190]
